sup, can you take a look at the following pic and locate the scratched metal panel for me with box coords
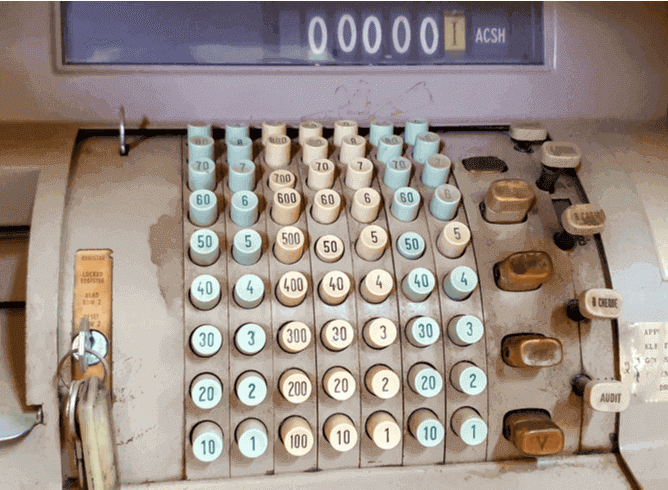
[59,136,184,483]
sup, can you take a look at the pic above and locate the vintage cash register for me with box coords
[1,2,668,489]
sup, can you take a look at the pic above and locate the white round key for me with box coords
[356,225,388,261]
[281,416,314,456]
[189,189,218,227]
[334,120,358,146]
[340,135,366,164]
[363,318,397,349]
[276,271,308,307]
[191,421,224,462]
[302,136,329,165]
[190,229,220,266]
[262,121,286,145]
[323,367,356,401]
[351,187,381,223]
[264,134,292,168]
[308,158,336,190]
[365,365,400,399]
[438,221,471,259]
[279,369,312,404]
[321,319,354,351]
[299,121,323,145]
[346,157,374,190]
[450,361,487,396]
[319,271,351,306]
[278,321,312,353]
[366,412,401,450]
[274,226,305,264]
[190,325,223,357]
[451,407,488,446]
[324,414,358,452]
[190,373,223,410]
[315,235,344,263]
[268,169,296,192]
[312,189,341,224]
[190,274,221,310]
[360,269,394,304]
[272,188,301,225]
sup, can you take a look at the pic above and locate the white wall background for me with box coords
[0,2,666,125]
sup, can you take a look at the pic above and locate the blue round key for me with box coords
[189,190,218,227]
[189,135,215,162]
[376,135,404,165]
[234,274,264,309]
[235,323,266,355]
[407,316,440,347]
[397,232,425,260]
[430,184,461,221]
[384,157,412,190]
[403,267,436,302]
[236,372,267,406]
[229,159,255,193]
[405,118,429,146]
[233,229,262,266]
[189,157,216,191]
[369,121,394,146]
[414,417,445,447]
[391,187,421,222]
[226,124,249,141]
[422,154,451,188]
[236,419,268,458]
[226,136,253,165]
[188,123,212,139]
[411,365,443,398]
[444,266,478,301]
[413,132,440,164]
[230,191,259,227]
[448,315,484,346]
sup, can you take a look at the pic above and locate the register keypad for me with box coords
[181,119,613,477]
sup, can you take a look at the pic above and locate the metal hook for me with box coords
[119,106,128,156]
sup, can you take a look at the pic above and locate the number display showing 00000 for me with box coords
[308,15,449,57]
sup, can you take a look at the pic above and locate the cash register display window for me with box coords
[61,1,544,66]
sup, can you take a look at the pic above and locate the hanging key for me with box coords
[76,375,120,490]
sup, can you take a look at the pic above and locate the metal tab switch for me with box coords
[494,251,553,292]
[483,179,536,224]
[502,334,563,368]
[504,410,564,456]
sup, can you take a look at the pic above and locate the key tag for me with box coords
[77,376,120,490]
[58,339,117,489]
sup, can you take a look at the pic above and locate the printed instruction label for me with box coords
[73,249,112,385]
[621,322,668,402]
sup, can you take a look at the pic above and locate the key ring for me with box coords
[57,348,110,390]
